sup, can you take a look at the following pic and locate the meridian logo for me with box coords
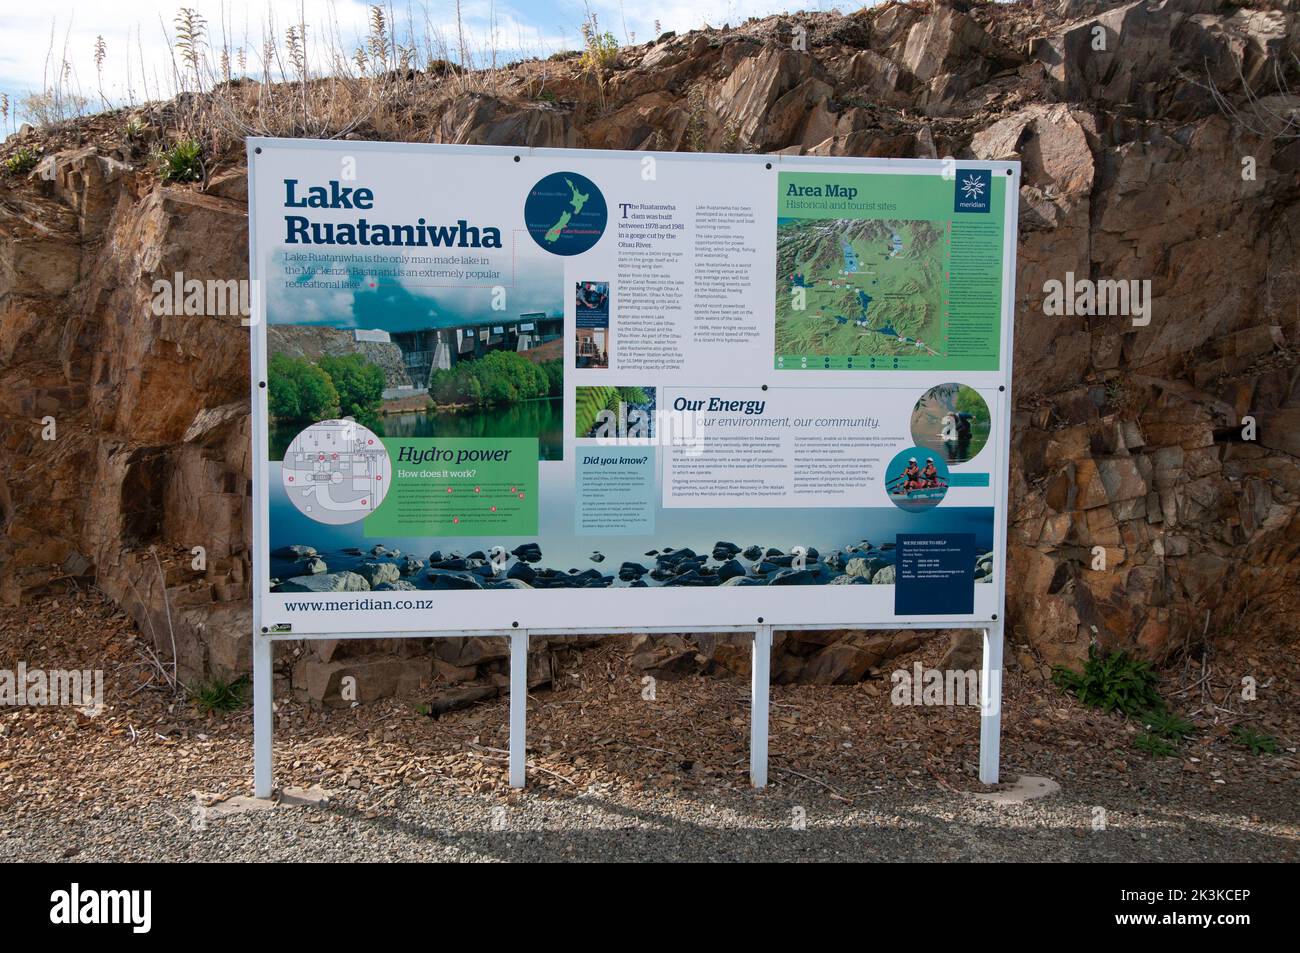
[954,169,992,213]
[49,884,151,933]
[961,175,986,201]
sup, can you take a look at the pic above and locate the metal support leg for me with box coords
[979,620,1004,785]
[253,633,273,798]
[509,630,528,788]
[750,625,772,788]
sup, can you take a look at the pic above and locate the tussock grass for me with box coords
[7,3,588,159]
[188,675,249,714]
[155,138,203,182]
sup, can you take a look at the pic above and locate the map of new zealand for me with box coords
[524,170,607,256]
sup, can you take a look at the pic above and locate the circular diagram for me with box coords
[885,447,950,512]
[523,171,607,256]
[909,382,991,466]
[280,420,390,525]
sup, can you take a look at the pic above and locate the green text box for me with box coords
[367,437,538,537]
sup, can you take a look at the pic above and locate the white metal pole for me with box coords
[509,630,528,788]
[979,620,1004,785]
[253,632,274,798]
[750,624,772,788]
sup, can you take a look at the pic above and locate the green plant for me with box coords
[1231,726,1278,755]
[189,675,249,713]
[125,119,146,139]
[268,354,340,423]
[685,86,708,152]
[173,8,208,93]
[1052,644,1165,717]
[156,139,204,183]
[1134,731,1178,758]
[1142,708,1195,741]
[719,117,742,153]
[539,359,563,395]
[574,385,650,436]
[428,350,560,408]
[318,353,386,433]
[4,147,40,175]
[579,14,619,72]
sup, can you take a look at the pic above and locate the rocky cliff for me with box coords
[1,0,1298,700]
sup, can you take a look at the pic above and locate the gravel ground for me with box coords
[2,592,1297,862]
[5,775,1298,863]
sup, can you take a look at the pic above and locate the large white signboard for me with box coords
[247,140,1019,637]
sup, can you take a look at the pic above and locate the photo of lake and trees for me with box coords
[265,245,566,463]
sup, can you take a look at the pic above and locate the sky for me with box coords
[0,0,845,128]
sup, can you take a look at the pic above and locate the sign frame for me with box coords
[246,139,1019,797]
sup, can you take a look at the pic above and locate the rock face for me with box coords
[1,144,253,679]
[2,1,1299,698]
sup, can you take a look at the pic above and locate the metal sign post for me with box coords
[750,625,772,788]
[252,619,1003,794]
[509,630,528,789]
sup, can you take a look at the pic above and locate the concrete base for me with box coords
[969,774,1060,805]
[198,785,333,817]
[279,785,334,807]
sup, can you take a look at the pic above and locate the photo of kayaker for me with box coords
[885,448,950,511]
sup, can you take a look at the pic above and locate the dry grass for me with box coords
[10,3,591,152]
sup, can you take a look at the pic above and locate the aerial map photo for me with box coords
[775,218,946,367]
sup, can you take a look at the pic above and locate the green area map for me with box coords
[776,218,946,368]
[774,170,1005,371]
